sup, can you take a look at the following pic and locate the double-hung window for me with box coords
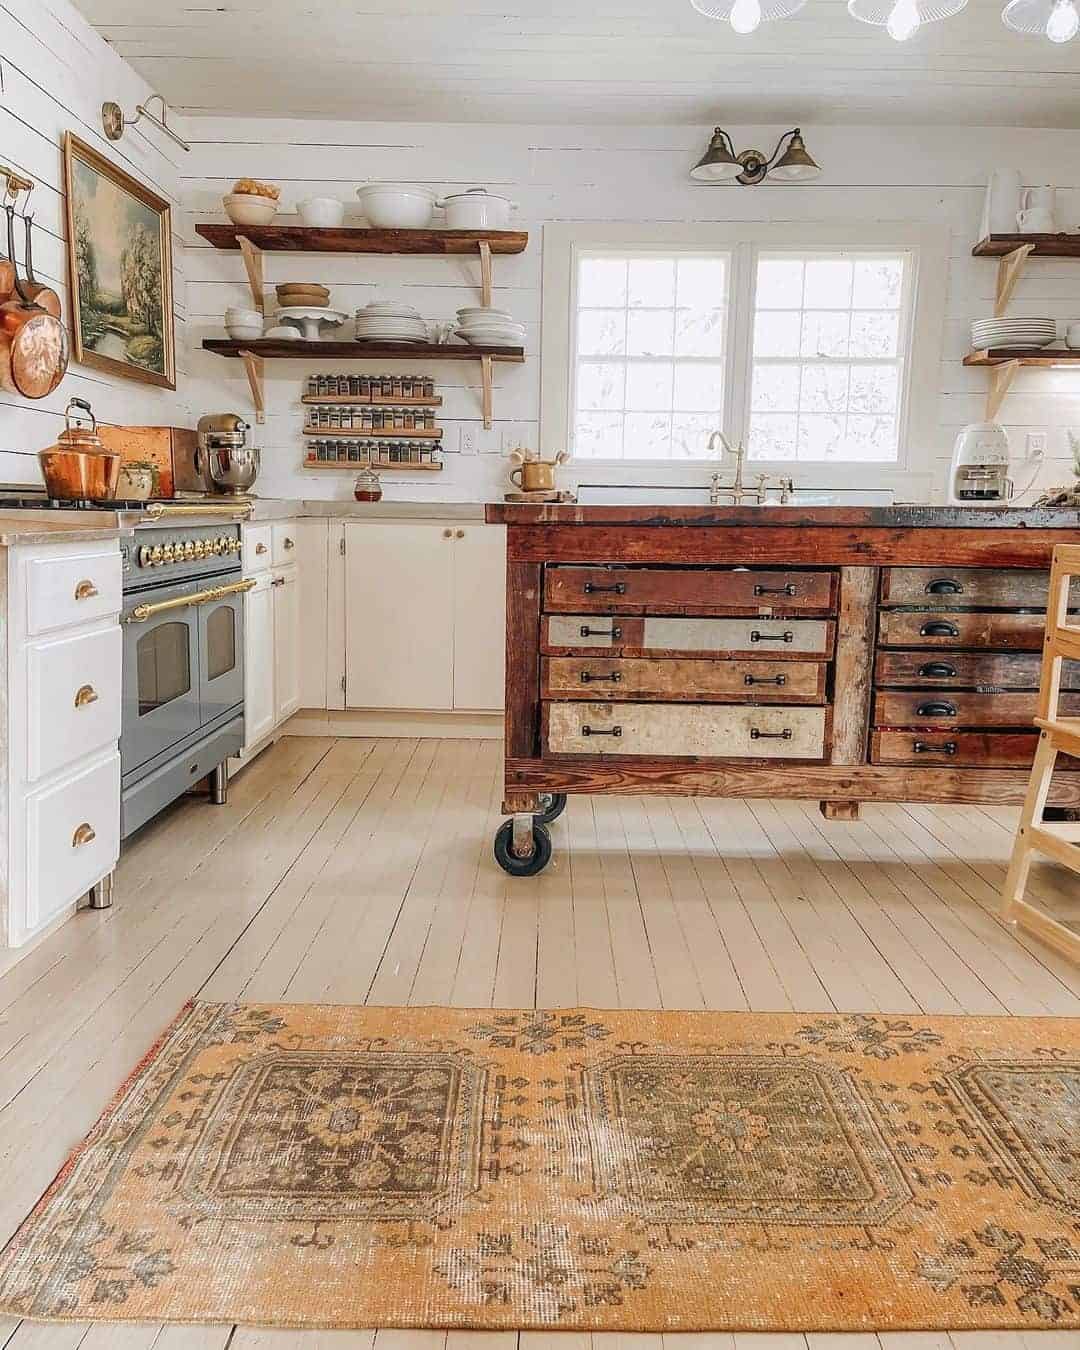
[542,223,946,490]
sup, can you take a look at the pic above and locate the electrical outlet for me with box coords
[459,425,478,455]
[1026,431,1048,460]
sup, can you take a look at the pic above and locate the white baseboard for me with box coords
[284,708,503,740]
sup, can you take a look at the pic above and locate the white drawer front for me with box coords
[272,521,298,567]
[643,617,831,656]
[26,550,122,636]
[243,524,273,575]
[26,752,120,932]
[27,627,122,783]
[546,701,827,759]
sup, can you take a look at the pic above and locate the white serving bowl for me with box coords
[356,183,435,229]
[225,307,263,325]
[457,306,515,323]
[223,193,278,226]
[455,327,524,347]
[297,197,345,228]
[264,325,302,340]
[226,322,264,340]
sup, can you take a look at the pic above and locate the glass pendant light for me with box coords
[1003,0,1079,40]
[847,0,968,39]
[690,0,807,35]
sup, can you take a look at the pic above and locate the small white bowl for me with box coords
[226,322,265,341]
[264,325,302,340]
[223,193,277,226]
[225,307,263,325]
[298,197,344,228]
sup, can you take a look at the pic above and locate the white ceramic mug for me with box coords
[1067,322,1080,349]
[1017,207,1056,233]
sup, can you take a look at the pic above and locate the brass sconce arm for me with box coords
[102,93,191,153]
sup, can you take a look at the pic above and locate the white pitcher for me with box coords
[980,168,1022,238]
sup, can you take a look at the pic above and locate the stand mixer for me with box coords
[195,413,260,496]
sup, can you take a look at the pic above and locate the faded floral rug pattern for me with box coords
[0,1002,1078,1331]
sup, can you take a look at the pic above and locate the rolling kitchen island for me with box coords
[485,502,1080,874]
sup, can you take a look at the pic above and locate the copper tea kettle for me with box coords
[38,398,121,501]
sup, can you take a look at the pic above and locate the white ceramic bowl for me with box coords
[264,325,302,339]
[356,183,435,229]
[225,307,263,325]
[297,197,344,228]
[437,188,516,230]
[226,322,265,341]
[223,193,278,226]
[457,306,515,323]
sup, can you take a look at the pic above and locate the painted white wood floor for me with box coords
[0,734,1077,1350]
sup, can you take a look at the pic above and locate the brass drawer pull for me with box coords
[74,684,99,708]
[920,621,960,638]
[919,661,957,678]
[745,674,786,686]
[750,630,794,644]
[72,822,96,847]
[284,537,295,549]
[916,700,957,718]
[583,581,626,595]
[754,583,797,597]
[579,624,622,640]
[582,725,622,737]
[580,671,622,683]
[925,577,964,595]
[750,727,793,740]
[73,579,99,601]
[913,740,957,755]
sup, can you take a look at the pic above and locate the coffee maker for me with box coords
[948,422,1013,506]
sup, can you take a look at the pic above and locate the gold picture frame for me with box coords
[62,132,175,390]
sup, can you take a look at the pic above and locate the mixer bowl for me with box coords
[207,444,260,495]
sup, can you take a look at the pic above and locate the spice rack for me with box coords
[302,370,444,472]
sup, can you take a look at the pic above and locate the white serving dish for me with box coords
[226,323,265,341]
[356,183,436,229]
[437,187,516,230]
[457,306,515,322]
[223,193,278,226]
[297,197,344,228]
[264,325,302,339]
[454,327,524,348]
[276,306,348,340]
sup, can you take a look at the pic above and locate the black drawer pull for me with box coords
[583,581,626,595]
[913,740,957,755]
[745,674,786,686]
[920,621,960,638]
[751,630,794,644]
[919,661,957,678]
[754,582,797,597]
[925,578,964,595]
[580,671,622,684]
[582,725,622,737]
[916,700,957,718]
[750,727,793,740]
[580,625,622,640]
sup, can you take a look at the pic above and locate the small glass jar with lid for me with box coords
[354,465,382,502]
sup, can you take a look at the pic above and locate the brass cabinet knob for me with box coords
[72,822,96,848]
[443,528,453,538]
[74,578,100,599]
[455,529,465,539]
[74,684,99,708]
[284,537,295,550]
[255,542,268,554]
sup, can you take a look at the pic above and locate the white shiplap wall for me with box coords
[180,117,1080,506]
[0,0,187,487]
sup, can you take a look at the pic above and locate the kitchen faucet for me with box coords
[707,431,793,506]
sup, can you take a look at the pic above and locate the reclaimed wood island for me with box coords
[484,501,1080,874]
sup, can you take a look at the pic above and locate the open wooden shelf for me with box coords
[204,338,523,362]
[304,458,443,472]
[303,426,442,439]
[302,395,442,408]
[964,348,1080,366]
[196,223,528,255]
[973,233,1080,257]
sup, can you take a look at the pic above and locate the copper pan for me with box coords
[21,215,60,318]
[0,201,67,399]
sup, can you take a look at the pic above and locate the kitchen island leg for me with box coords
[821,565,877,822]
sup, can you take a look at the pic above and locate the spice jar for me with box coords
[354,465,382,501]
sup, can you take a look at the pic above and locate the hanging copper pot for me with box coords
[21,214,60,318]
[0,201,67,399]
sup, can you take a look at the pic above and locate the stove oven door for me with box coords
[199,587,244,724]
[121,578,202,778]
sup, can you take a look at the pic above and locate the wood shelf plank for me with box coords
[303,458,443,472]
[964,348,1080,367]
[203,338,524,362]
[973,233,1080,257]
[301,395,442,407]
[196,222,528,255]
[303,426,442,439]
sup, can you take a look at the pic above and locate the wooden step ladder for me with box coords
[1001,542,1080,961]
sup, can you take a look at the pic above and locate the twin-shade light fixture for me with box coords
[690,0,1077,40]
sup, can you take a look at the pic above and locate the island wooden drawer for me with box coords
[873,651,1080,689]
[880,567,1064,608]
[871,730,1044,768]
[873,690,1080,728]
[877,610,1046,650]
[542,615,834,659]
[542,657,827,703]
[544,566,836,615]
[544,702,828,760]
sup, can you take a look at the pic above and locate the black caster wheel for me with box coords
[536,792,568,824]
[494,818,553,877]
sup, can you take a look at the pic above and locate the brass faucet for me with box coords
[708,431,795,506]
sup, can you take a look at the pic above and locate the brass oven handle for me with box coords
[72,822,96,848]
[144,501,254,520]
[125,577,256,623]
[74,579,99,601]
[74,684,99,708]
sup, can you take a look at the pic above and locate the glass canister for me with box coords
[353,465,382,502]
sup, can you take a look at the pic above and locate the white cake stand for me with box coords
[275,307,348,341]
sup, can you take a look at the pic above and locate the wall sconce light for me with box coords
[101,94,191,153]
[690,127,821,184]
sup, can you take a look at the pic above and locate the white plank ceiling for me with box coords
[75,0,1080,126]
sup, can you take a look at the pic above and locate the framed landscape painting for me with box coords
[63,133,175,390]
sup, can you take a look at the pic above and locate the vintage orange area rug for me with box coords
[0,1002,1078,1332]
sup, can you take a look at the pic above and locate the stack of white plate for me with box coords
[970,317,1057,351]
[355,302,429,345]
[455,306,525,349]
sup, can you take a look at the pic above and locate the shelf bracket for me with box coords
[994,243,1034,318]
[985,357,1020,421]
[481,355,494,430]
[478,240,493,309]
[239,349,265,424]
[237,235,265,314]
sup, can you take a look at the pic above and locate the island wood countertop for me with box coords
[485,503,1080,529]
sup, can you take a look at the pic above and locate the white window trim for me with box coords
[540,220,949,498]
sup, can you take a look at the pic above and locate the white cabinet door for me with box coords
[273,566,301,723]
[344,523,454,711]
[452,524,506,711]
[243,573,276,751]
